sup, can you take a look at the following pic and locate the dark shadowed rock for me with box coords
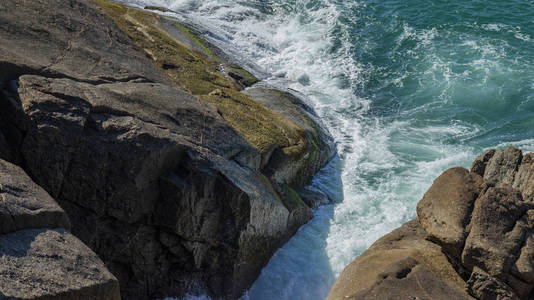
[17,74,258,214]
[513,227,534,284]
[13,72,291,298]
[0,228,120,300]
[0,159,70,234]
[297,186,331,208]
[243,87,335,187]
[471,149,496,176]
[0,158,119,299]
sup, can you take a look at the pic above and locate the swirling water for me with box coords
[121,0,534,299]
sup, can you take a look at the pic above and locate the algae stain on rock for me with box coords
[144,6,171,13]
[173,22,215,58]
[280,183,308,212]
[94,0,306,161]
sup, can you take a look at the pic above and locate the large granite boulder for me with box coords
[0,0,166,84]
[329,147,534,300]
[0,159,70,234]
[327,220,473,300]
[0,229,120,300]
[0,0,335,298]
[0,158,120,299]
[417,167,485,258]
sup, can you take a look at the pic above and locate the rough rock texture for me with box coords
[513,153,534,200]
[328,147,534,300]
[417,167,485,258]
[0,159,70,234]
[461,187,532,281]
[0,157,120,299]
[467,267,520,300]
[0,228,120,300]
[327,220,474,300]
[297,186,331,209]
[0,0,335,299]
[0,0,166,84]
[243,87,335,188]
[478,147,522,187]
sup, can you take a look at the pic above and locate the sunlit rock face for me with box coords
[329,147,534,300]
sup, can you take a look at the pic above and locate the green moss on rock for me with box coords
[174,22,215,58]
[94,0,228,93]
[227,66,259,87]
[144,6,170,13]
[95,0,126,12]
[280,184,307,211]
[199,89,305,154]
[93,0,305,156]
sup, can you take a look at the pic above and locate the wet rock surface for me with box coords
[329,147,534,300]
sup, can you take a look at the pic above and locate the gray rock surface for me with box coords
[0,0,166,84]
[461,187,532,280]
[329,147,534,300]
[0,228,120,300]
[471,149,496,176]
[0,157,119,299]
[297,186,331,209]
[0,159,70,234]
[481,147,522,186]
[11,58,293,300]
[513,153,534,200]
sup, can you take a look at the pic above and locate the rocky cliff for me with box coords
[0,0,334,299]
[328,146,534,300]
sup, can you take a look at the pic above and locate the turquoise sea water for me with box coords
[122,0,534,299]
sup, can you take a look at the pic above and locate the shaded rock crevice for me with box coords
[0,158,120,299]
